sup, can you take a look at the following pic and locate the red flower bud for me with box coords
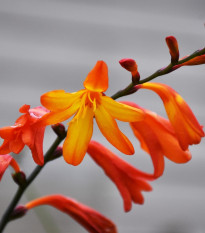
[10,205,28,221]
[165,36,179,64]
[51,123,66,139]
[119,58,140,84]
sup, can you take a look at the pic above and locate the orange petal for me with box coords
[101,95,144,122]
[63,106,94,165]
[130,120,165,178]
[9,136,25,154]
[0,140,10,154]
[41,90,84,111]
[181,54,205,66]
[0,126,16,140]
[29,127,45,166]
[0,154,13,181]
[95,104,134,155]
[84,61,108,92]
[25,195,117,233]
[139,83,204,150]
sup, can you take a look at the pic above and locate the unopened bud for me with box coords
[48,146,63,161]
[52,123,66,139]
[119,58,140,84]
[165,36,179,64]
[12,171,26,187]
[10,205,28,221]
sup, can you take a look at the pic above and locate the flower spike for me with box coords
[24,195,117,233]
[87,141,153,212]
[137,83,204,150]
[39,61,145,166]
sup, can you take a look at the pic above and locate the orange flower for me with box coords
[39,61,144,165]
[0,105,48,166]
[165,36,179,63]
[122,101,192,178]
[137,83,204,150]
[180,54,205,66]
[87,141,153,212]
[24,194,117,233]
[0,154,20,181]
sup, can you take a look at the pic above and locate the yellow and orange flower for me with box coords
[122,101,192,177]
[87,141,153,212]
[0,105,48,166]
[22,195,117,233]
[0,154,20,181]
[136,82,204,151]
[39,61,144,165]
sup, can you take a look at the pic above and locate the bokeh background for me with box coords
[0,0,205,232]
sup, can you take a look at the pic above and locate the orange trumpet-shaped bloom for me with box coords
[0,105,48,166]
[87,141,153,212]
[137,83,204,150]
[25,194,117,233]
[39,60,144,166]
[122,101,192,178]
[0,154,20,181]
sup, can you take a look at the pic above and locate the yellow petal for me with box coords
[63,106,94,165]
[101,96,144,122]
[83,61,108,92]
[41,90,85,111]
[95,104,134,155]
[38,100,81,126]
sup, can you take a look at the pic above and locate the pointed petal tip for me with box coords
[84,61,109,92]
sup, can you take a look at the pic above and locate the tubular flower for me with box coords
[122,101,192,178]
[87,141,153,212]
[24,194,117,233]
[0,105,48,166]
[136,83,204,150]
[39,60,144,166]
[0,154,20,181]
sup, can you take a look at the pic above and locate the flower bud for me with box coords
[51,123,66,139]
[48,146,63,161]
[165,36,179,64]
[10,205,28,221]
[12,171,27,187]
[119,58,140,84]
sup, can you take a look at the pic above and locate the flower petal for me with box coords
[63,106,94,165]
[101,96,144,122]
[139,82,204,150]
[0,140,10,154]
[30,127,46,166]
[37,100,81,126]
[0,126,15,140]
[0,154,13,181]
[25,195,117,233]
[84,61,108,92]
[95,104,134,155]
[41,90,84,111]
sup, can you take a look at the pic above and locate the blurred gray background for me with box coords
[0,0,205,232]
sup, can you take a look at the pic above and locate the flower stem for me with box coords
[0,136,64,233]
[111,47,205,100]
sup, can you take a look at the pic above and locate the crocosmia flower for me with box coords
[136,83,204,150]
[39,61,144,165]
[0,105,48,166]
[122,101,192,178]
[24,194,117,233]
[0,154,20,181]
[87,141,153,212]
